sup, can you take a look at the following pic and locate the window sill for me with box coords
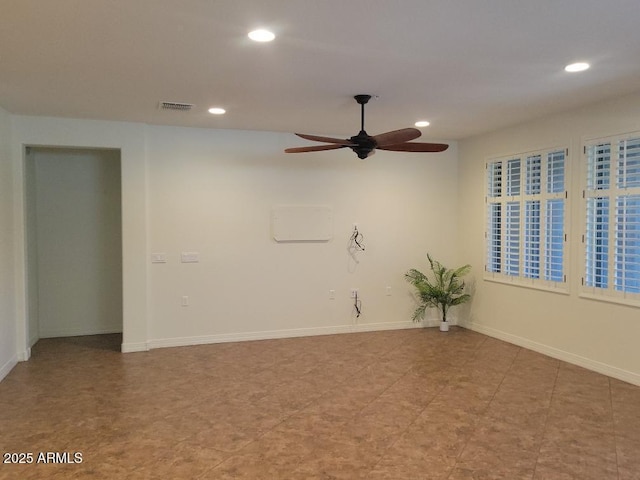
[484,275,569,295]
[579,292,640,309]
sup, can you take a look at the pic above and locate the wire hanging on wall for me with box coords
[347,224,365,273]
[354,291,362,318]
[350,225,365,251]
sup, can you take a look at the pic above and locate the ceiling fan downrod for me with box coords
[354,94,371,133]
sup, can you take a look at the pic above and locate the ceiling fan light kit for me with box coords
[285,95,448,159]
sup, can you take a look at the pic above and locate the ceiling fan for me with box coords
[285,94,448,159]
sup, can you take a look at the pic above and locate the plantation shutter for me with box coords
[544,150,566,282]
[615,195,640,293]
[545,199,564,281]
[485,149,567,288]
[487,203,502,273]
[486,161,502,273]
[584,137,640,295]
[524,200,541,278]
[504,201,520,276]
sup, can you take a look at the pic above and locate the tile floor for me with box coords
[1,328,639,479]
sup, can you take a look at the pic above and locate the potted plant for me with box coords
[405,254,471,331]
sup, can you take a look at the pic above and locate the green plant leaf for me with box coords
[405,254,472,323]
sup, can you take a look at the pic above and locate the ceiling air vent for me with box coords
[159,101,194,111]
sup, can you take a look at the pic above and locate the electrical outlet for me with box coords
[350,288,358,298]
[385,286,392,296]
[181,296,189,306]
[329,289,336,300]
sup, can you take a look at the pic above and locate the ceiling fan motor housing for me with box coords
[350,130,376,159]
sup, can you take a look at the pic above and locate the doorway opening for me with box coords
[25,147,123,346]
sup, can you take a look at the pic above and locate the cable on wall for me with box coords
[350,225,365,251]
[354,291,362,318]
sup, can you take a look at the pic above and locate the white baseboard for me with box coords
[17,348,31,362]
[0,354,18,383]
[466,321,640,387]
[148,321,420,350]
[39,326,123,339]
[121,342,149,353]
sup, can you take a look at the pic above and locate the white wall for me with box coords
[0,107,16,382]
[30,147,122,338]
[146,126,459,346]
[458,90,640,385]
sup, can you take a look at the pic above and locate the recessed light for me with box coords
[415,121,430,127]
[208,107,226,115]
[565,62,590,73]
[248,29,275,42]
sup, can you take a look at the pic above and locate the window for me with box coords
[485,148,567,290]
[583,135,640,300]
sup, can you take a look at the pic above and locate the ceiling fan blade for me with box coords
[377,142,449,153]
[295,133,354,146]
[285,144,348,153]
[372,128,421,146]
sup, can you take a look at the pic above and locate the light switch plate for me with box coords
[151,253,167,263]
[181,252,199,263]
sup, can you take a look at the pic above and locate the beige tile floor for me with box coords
[1,327,639,479]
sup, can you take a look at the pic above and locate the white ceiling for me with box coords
[2,0,640,141]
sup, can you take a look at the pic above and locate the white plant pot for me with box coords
[439,321,449,332]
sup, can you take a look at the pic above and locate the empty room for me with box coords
[1,1,640,479]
